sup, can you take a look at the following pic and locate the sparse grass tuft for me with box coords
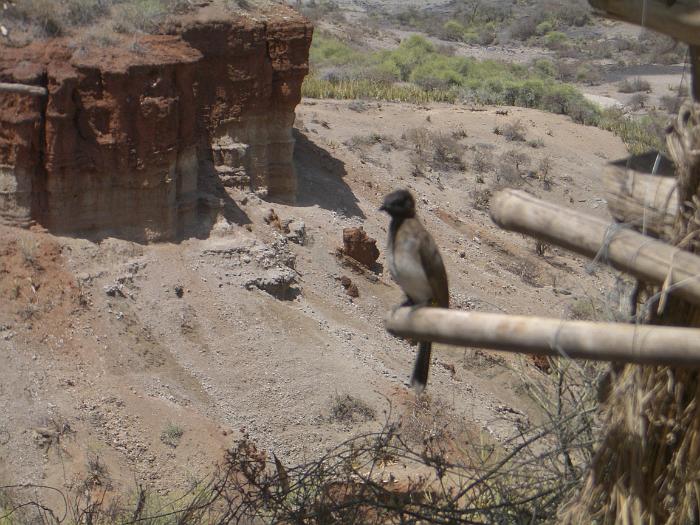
[328,393,375,423]
[160,422,184,448]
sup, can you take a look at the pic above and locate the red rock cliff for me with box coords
[0,8,312,241]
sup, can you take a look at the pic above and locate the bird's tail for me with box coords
[410,341,432,393]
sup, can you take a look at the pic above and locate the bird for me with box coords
[380,189,449,392]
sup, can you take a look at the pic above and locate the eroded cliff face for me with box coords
[0,9,312,242]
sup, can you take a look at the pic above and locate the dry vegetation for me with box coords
[302,32,671,155]
[1,361,602,524]
[0,0,253,44]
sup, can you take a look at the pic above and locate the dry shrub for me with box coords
[498,149,531,186]
[538,155,554,190]
[528,138,545,149]
[4,0,64,36]
[160,422,184,448]
[112,0,190,33]
[660,94,684,114]
[496,119,528,142]
[3,0,189,37]
[472,188,492,211]
[617,77,651,94]
[405,127,465,171]
[472,145,494,174]
[0,362,602,525]
[432,133,464,169]
[348,100,370,112]
[628,92,649,111]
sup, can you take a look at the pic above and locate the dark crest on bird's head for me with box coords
[380,189,416,218]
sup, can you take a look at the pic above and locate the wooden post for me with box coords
[490,189,700,306]
[603,154,677,238]
[588,0,700,46]
[692,46,700,102]
[386,307,700,366]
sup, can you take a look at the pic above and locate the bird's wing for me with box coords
[417,222,449,308]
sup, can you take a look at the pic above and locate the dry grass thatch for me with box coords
[560,102,700,524]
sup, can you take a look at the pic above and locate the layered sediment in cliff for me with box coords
[0,8,312,242]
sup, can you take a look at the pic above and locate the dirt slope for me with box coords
[0,99,628,500]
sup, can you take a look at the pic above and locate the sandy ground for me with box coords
[0,99,630,506]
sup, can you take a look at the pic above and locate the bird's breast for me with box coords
[390,239,433,303]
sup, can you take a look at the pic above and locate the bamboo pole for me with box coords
[0,82,48,97]
[588,0,700,46]
[603,159,677,238]
[386,307,700,366]
[490,189,700,306]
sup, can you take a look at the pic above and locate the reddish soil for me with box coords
[0,7,312,241]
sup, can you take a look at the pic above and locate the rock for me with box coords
[341,227,380,268]
[284,219,306,245]
[244,268,298,300]
[530,354,551,373]
[339,275,359,298]
[264,209,283,230]
[104,284,125,297]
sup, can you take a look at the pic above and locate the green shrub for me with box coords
[462,30,480,44]
[535,20,553,36]
[533,58,557,78]
[575,63,602,84]
[409,59,465,90]
[597,108,667,154]
[306,34,604,126]
[544,31,569,50]
[309,33,364,67]
[442,19,464,41]
[389,35,438,81]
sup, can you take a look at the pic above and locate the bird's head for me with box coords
[380,189,416,218]
[379,189,416,218]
